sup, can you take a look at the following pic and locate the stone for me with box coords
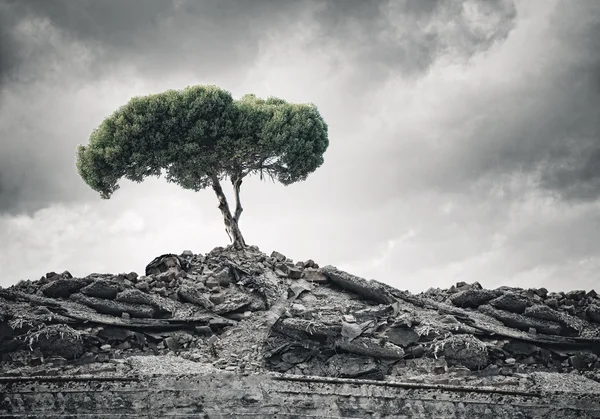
[434,335,488,370]
[303,270,329,283]
[565,290,586,301]
[489,293,531,314]
[212,292,252,315]
[335,337,404,359]
[26,324,84,360]
[205,277,220,289]
[287,267,303,279]
[503,341,540,356]
[270,251,286,262]
[39,278,90,298]
[478,305,562,335]
[209,293,225,305]
[177,285,214,310]
[586,304,600,323]
[387,327,420,348]
[181,250,194,257]
[321,265,395,304]
[449,289,499,308]
[326,354,380,378]
[216,268,232,287]
[135,281,150,292]
[80,279,120,300]
[70,293,154,318]
[569,352,598,371]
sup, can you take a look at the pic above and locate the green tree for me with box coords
[76,85,329,249]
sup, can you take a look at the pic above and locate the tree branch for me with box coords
[232,173,244,223]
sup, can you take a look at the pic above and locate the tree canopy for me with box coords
[76,85,329,247]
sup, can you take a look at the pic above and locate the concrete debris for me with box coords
[0,246,599,389]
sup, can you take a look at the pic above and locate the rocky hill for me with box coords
[1,246,600,390]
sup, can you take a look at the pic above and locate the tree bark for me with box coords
[210,174,246,249]
[232,175,243,223]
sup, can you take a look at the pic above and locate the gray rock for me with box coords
[503,341,540,356]
[449,289,499,308]
[27,324,84,360]
[586,304,600,323]
[177,285,214,310]
[287,267,303,279]
[326,354,380,378]
[70,293,154,318]
[479,304,562,335]
[489,293,531,314]
[569,352,598,370]
[80,279,120,300]
[434,334,488,370]
[215,268,232,287]
[40,278,90,298]
[212,292,252,315]
[321,265,395,304]
[270,251,287,262]
[387,327,420,348]
[335,337,404,359]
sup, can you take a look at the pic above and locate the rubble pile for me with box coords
[1,246,599,389]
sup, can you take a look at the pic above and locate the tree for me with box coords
[76,85,329,249]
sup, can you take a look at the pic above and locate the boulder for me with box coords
[387,327,420,348]
[39,278,91,298]
[489,292,531,314]
[70,293,154,318]
[177,285,214,310]
[326,354,380,378]
[336,337,405,359]
[26,324,85,360]
[449,289,499,308]
[80,279,121,300]
[478,305,562,335]
[586,304,600,323]
[434,334,488,370]
[321,265,395,304]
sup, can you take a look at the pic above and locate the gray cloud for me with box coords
[0,0,517,214]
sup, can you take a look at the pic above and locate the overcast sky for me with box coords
[1,0,599,292]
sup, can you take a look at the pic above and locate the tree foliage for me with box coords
[76,85,329,247]
[77,85,328,198]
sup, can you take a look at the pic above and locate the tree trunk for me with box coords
[232,175,243,222]
[210,174,246,249]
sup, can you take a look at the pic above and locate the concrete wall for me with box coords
[1,373,600,418]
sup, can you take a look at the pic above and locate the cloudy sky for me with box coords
[1,0,599,292]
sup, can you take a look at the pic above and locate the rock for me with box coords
[321,265,395,304]
[177,285,214,310]
[215,268,232,287]
[586,304,600,323]
[209,293,225,305]
[565,290,586,301]
[70,293,154,318]
[478,305,562,335]
[39,278,90,298]
[489,293,531,314]
[303,270,328,283]
[449,289,499,308]
[503,341,540,357]
[326,354,380,378]
[181,250,194,257]
[212,292,252,315]
[524,305,583,336]
[287,267,303,279]
[205,277,220,289]
[335,337,404,359]
[569,352,598,371]
[387,327,420,348]
[145,254,189,276]
[434,335,488,370]
[270,251,286,262]
[26,324,84,360]
[80,279,120,300]
[135,281,150,292]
